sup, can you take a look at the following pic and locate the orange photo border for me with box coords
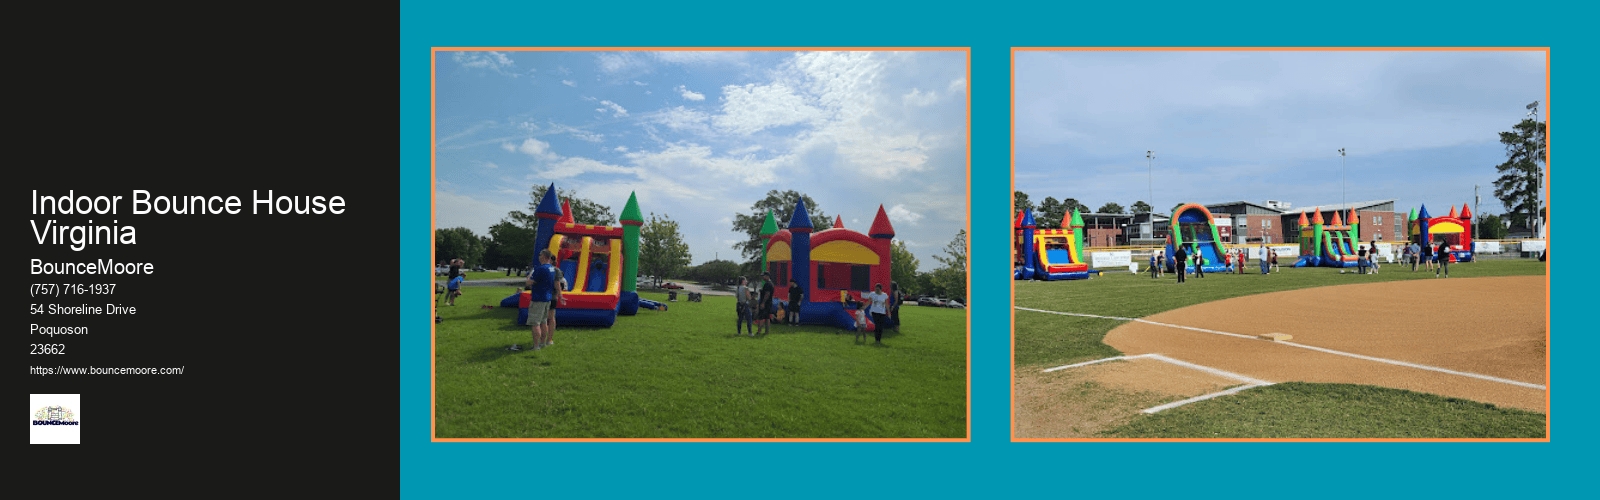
[1008,46,1551,443]
[431,47,973,443]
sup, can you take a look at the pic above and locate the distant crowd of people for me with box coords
[736,274,903,344]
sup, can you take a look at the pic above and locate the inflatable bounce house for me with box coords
[499,184,665,327]
[1292,208,1362,268]
[1166,203,1232,274]
[760,199,897,332]
[1013,208,1092,280]
[1407,203,1475,263]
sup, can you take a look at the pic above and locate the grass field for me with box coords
[1014,258,1547,438]
[1104,382,1547,438]
[435,288,967,438]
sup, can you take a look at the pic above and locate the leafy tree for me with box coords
[691,259,741,285]
[930,229,967,303]
[639,212,692,280]
[487,221,536,269]
[1014,191,1034,216]
[1131,201,1152,214]
[731,190,831,262]
[1097,202,1125,214]
[1477,213,1508,240]
[1171,202,1186,215]
[889,240,920,291]
[435,227,485,267]
[1493,107,1546,235]
[1059,198,1083,215]
[1037,197,1066,229]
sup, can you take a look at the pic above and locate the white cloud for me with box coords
[727,144,763,156]
[549,123,604,143]
[652,106,710,132]
[888,204,924,225]
[507,138,561,161]
[613,145,629,152]
[597,100,628,117]
[452,51,517,77]
[903,88,938,107]
[676,85,705,101]
[626,143,779,185]
[652,51,747,65]
[479,161,499,169]
[561,80,576,87]
[633,80,648,86]
[948,77,967,93]
[539,157,633,179]
[596,53,642,74]
[517,121,541,132]
[714,82,823,134]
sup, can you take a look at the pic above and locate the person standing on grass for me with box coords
[756,272,776,336]
[890,281,903,333]
[867,283,891,344]
[522,249,560,351]
[1436,240,1451,278]
[1358,244,1369,274]
[787,281,804,326]
[1174,245,1188,284]
[1193,249,1205,278]
[735,276,752,336]
[545,264,565,346]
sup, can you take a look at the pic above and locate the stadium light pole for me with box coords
[1338,148,1346,211]
[1527,101,1543,238]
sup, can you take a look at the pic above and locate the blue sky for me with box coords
[435,50,968,265]
[1015,50,1546,218]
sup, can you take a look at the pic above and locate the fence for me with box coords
[1073,239,1545,273]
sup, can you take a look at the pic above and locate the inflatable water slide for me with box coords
[1165,203,1232,274]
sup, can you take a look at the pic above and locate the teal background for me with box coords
[402,1,1592,496]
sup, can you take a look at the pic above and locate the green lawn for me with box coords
[1104,382,1546,438]
[435,289,967,438]
[1014,258,1547,438]
[435,271,519,282]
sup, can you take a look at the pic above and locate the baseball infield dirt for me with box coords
[1102,275,1547,411]
[1015,358,1244,438]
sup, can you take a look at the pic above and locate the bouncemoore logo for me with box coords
[33,405,79,425]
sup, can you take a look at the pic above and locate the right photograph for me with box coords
[1011,48,1549,440]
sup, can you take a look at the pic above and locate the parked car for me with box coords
[917,297,946,307]
[661,282,685,289]
[435,266,449,276]
[472,265,486,272]
[945,300,965,309]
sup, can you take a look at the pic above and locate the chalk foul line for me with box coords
[1041,353,1274,413]
[1018,306,1546,391]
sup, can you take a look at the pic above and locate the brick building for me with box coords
[1199,199,1407,244]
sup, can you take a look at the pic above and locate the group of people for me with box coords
[735,274,902,344]
[515,249,568,352]
[1154,245,1283,283]
[1399,239,1456,278]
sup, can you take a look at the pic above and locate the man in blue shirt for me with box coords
[523,249,561,350]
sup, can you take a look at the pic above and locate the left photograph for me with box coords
[431,49,970,440]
